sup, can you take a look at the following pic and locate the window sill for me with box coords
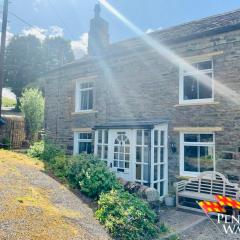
[175,101,219,107]
[72,110,98,115]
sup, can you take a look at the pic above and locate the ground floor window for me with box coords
[96,130,109,162]
[180,133,215,176]
[74,132,93,154]
[152,128,167,196]
[93,126,168,197]
[135,130,150,186]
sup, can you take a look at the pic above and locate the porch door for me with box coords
[109,130,134,181]
[151,125,168,198]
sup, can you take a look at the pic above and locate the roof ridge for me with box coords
[152,8,240,35]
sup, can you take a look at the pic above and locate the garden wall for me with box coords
[0,115,26,149]
[119,178,160,214]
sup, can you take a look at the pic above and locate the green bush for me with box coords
[79,160,122,198]
[20,88,44,141]
[0,138,11,149]
[27,141,44,158]
[41,141,65,162]
[96,190,159,240]
[66,154,98,188]
[28,140,64,162]
[46,155,68,180]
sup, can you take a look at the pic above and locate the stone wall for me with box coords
[119,178,161,214]
[44,10,240,185]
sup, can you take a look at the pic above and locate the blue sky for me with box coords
[2,0,240,98]
[2,0,240,58]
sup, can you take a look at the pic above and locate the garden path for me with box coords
[0,150,110,240]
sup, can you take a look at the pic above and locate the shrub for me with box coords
[96,190,159,240]
[0,138,11,149]
[46,155,68,180]
[66,154,98,188]
[28,140,64,162]
[79,160,122,198]
[40,141,65,162]
[20,88,44,141]
[27,141,44,158]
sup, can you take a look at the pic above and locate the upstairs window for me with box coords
[180,60,214,103]
[76,82,93,112]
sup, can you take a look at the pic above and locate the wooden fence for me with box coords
[0,115,26,149]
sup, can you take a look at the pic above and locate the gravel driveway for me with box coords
[0,150,110,240]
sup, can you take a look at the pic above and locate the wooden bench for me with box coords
[176,171,240,212]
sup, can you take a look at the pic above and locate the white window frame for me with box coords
[95,130,109,163]
[180,132,215,177]
[135,129,151,186]
[150,125,168,198]
[73,131,93,155]
[75,81,93,112]
[179,59,214,105]
[113,133,131,173]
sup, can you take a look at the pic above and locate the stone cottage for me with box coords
[44,5,240,198]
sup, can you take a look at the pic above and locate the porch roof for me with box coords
[93,120,168,130]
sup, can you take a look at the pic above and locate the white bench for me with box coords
[176,171,240,212]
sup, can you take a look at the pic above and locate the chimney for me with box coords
[88,3,109,56]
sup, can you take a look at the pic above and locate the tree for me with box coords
[4,35,75,107]
[43,37,74,71]
[20,88,44,141]
[4,35,44,102]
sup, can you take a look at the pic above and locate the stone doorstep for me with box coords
[158,208,207,239]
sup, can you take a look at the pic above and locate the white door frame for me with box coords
[108,129,135,182]
[94,124,169,198]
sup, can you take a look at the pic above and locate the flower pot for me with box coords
[164,196,175,207]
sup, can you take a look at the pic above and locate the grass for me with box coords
[0,150,87,240]
[2,97,16,108]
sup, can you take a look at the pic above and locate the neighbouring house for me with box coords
[44,5,240,198]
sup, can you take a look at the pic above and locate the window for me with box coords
[135,130,150,186]
[180,133,215,176]
[113,133,130,172]
[74,132,93,154]
[96,130,109,162]
[153,129,167,196]
[76,82,93,111]
[180,60,213,103]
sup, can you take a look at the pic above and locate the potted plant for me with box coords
[164,186,176,207]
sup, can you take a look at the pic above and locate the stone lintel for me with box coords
[173,127,224,132]
[72,128,92,132]
[184,51,224,62]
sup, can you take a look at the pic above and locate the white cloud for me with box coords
[0,24,14,45]
[146,28,154,34]
[6,31,14,44]
[146,27,163,34]
[22,26,47,41]
[7,23,87,60]
[71,32,88,59]
[21,25,64,41]
[48,26,64,38]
